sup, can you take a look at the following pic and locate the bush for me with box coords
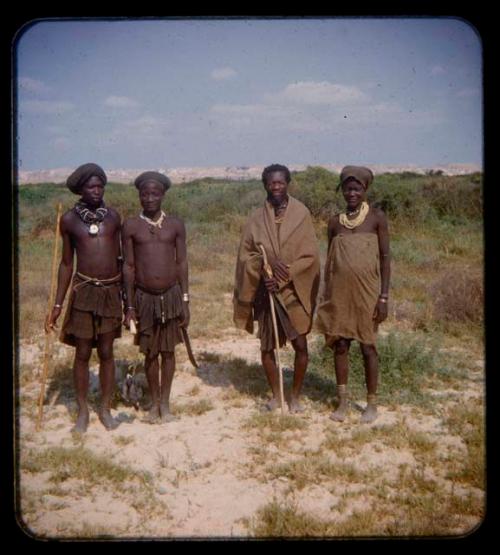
[429,268,483,324]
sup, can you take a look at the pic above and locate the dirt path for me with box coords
[17,328,485,539]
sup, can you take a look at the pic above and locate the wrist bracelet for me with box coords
[54,304,62,308]
[126,306,136,311]
[379,298,388,303]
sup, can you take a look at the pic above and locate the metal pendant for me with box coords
[89,223,99,235]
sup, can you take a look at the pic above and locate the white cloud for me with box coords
[22,100,74,115]
[104,95,141,108]
[266,81,367,105]
[18,76,52,95]
[430,65,446,76]
[105,114,171,147]
[210,67,237,81]
[211,98,443,133]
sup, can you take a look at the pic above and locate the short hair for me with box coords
[261,164,291,185]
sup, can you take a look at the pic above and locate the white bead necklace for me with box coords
[339,202,369,229]
[140,211,166,233]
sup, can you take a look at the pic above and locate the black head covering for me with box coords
[134,171,171,192]
[66,163,107,195]
[338,165,374,191]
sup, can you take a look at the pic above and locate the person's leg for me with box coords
[261,350,282,410]
[72,338,93,433]
[289,334,308,413]
[330,338,351,422]
[144,353,161,422]
[159,351,176,422]
[96,331,119,430]
[360,343,378,423]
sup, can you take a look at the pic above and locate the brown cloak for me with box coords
[233,196,320,334]
[315,232,381,345]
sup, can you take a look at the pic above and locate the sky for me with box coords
[14,17,483,171]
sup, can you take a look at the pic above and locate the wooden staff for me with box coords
[36,202,62,431]
[258,244,285,415]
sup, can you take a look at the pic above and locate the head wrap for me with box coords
[338,165,374,191]
[66,163,107,195]
[134,171,171,192]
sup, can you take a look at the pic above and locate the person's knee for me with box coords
[292,335,308,354]
[360,344,377,358]
[75,345,92,363]
[335,339,350,356]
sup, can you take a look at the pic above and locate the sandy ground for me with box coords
[16,327,485,540]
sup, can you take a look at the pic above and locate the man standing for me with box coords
[45,163,123,433]
[316,166,391,423]
[122,171,189,424]
[233,164,320,412]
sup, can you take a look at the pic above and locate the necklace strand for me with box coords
[140,211,166,229]
[339,202,369,229]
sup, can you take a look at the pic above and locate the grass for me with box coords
[172,398,214,416]
[196,352,269,398]
[16,170,485,538]
[306,331,453,410]
[267,452,378,490]
[16,170,484,345]
[21,445,153,488]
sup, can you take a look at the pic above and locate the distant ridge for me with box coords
[17,163,482,185]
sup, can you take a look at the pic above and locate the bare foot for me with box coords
[143,404,161,424]
[289,397,305,414]
[71,408,89,434]
[98,408,119,430]
[160,404,178,423]
[360,404,378,423]
[263,398,282,412]
[330,399,348,422]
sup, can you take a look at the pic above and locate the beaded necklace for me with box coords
[139,211,166,234]
[74,201,108,236]
[339,201,369,229]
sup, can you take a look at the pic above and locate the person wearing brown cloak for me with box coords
[45,163,123,433]
[233,164,320,412]
[316,166,391,423]
[122,171,189,424]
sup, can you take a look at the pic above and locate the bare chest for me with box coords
[133,221,177,246]
[71,214,119,244]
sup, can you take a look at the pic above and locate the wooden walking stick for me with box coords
[36,202,62,431]
[258,244,285,415]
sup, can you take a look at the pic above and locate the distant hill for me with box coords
[17,163,482,185]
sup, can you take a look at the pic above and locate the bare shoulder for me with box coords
[370,205,388,224]
[122,215,141,233]
[328,213,340,227]
[106,206,122,223]
[60,208,77,230]
[166,215,185,231]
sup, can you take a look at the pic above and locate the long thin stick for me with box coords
[258,244,285,415]
[36,202,62,431]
